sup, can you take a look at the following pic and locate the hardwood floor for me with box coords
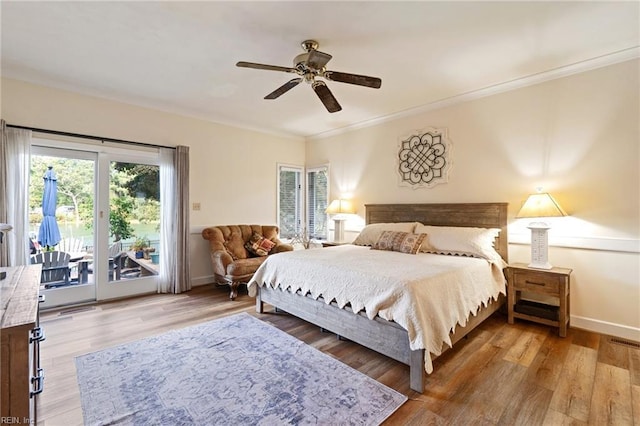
[37,285,639,425]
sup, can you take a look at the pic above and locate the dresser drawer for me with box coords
[512,271,560,294]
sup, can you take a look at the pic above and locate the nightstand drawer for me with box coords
[512,271,560,294]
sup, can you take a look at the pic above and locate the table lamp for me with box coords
[325,199,355,242]
[516,190,566,269]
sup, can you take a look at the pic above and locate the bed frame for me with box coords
[255,202,508,393]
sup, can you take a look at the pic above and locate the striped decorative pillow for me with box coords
[352,222,419,246]
[371,231,427,255]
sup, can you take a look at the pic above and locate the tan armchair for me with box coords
[202,225,293,299]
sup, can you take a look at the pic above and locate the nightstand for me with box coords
[505,263,572,337]
[321,241,349,247]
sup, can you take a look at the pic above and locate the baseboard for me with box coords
[191,275,215,287]
[571,315,640,342]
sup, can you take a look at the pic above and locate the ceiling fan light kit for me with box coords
[236,40,382,113]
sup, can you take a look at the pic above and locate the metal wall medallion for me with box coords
[397,128,451,188]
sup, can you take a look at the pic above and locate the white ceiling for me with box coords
[2,1,638,139]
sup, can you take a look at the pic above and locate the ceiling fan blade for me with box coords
[264,78,303,100]
[236,61,297,73]
[312,81,342,113]
[307,50,332,69]
[324,71,382,89]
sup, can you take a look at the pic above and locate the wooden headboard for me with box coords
[365,203,508,262]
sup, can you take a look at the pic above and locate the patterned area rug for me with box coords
[76,313,407,425]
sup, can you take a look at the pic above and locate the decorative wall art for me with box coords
[397,127,452,189]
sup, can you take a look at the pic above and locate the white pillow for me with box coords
[352,222,419,246]
[415,224,502,262]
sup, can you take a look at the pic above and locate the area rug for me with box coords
[75,312,407,425]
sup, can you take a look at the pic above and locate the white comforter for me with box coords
[247,245,506,373]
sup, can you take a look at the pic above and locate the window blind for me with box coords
[307,167,328,239]
[278,167,302,238]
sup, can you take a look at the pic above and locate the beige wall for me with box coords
[1,78,306,282]
[2,59,638,339]
[306,59,640,340]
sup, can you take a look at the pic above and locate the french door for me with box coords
[30,139,160,308]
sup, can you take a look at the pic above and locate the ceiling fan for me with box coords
[236,40,382,113]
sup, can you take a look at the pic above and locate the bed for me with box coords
[248,202,508,393]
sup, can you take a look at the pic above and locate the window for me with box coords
[277,164,329,240]
[278,165,302,239]
[306,166,328,239]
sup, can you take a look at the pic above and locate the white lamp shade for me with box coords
[325,199,355,215]
[516,193,566,218]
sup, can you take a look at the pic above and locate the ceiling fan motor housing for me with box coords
[294,53,314,69]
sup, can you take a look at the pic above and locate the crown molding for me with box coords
[307,46,640,141]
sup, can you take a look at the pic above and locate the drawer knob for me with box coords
[525,280,546,287]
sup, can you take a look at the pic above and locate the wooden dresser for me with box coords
[1,264,44,424]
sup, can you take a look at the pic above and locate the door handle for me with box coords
[30,368,45,397]
[30,326,46,343]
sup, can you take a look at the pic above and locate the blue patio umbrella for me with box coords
[38,166,61,249]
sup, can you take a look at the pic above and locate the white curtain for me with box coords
[0,120,32,266]
[158,145,191,293]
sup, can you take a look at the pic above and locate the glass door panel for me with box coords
[30,147,97,307]
[95,158,159,300]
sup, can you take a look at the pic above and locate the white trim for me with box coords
[175,114,304,142]
[509,232,639,253]
[191,275,215,287]
[571,315,640,343]
[307,47,640,141]
[191,226,209,234]
[15,78,305,142]
[190,228,640,253]
[32,136,159,159]
[194,225,640,254]
[277,163,305,173]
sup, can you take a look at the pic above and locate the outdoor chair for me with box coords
[58,237,85,253]
[86,241,128,281]
[58,237,86,280]
[108,241,126,280]
[30,251,72,288]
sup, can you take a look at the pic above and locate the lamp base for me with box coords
[528,223,552,270]
[528,261,553,270]
[333,219,346,243]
